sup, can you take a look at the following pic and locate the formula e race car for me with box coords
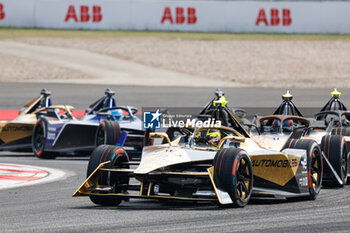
[74,96,323,207]
[32,89,147,160]
[249,90,350,187]
[0,89,58,152]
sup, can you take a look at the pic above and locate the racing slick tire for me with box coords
[95,120,121,147]
[87,145,130,206]
[331,128,350,136]
[213,148,253,208]
[283,139,323,200]
[32,118,56,159]
[321,135,348,187]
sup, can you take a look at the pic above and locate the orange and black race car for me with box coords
[0,89,74,153]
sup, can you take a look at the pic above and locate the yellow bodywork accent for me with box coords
[73,161,110,196]
[19,95,43,116]
[0,95,41,143]
[32,105,75,115]
[207,166,221,201]
[217,135,245,149]
[74,162,217,202]
[87,193,216,202]
[0,94,76,144]
[282,90,293,99]
[213,96,228,107]
[0,122,34,143]
[139,181,144,196]
[149,132,172,146]
[171,136,182,145]
[331,88,341,98]
[250,154,301,186]
[147,183,152,196]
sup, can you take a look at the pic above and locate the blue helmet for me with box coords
[111,109,123,120]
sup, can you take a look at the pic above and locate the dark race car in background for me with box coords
[32,89,148,160]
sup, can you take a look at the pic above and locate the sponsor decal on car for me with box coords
[251,159,298,168]
[0,125,32,132]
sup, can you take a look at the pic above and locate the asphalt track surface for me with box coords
[1,82,350,233]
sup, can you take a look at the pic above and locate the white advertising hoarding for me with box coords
[0,0,35,27]
[0,0,350,34]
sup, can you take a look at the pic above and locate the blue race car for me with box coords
[32,89,148,160]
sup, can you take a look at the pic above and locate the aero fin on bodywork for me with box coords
[207,166,233,205]
[73,161,110,196]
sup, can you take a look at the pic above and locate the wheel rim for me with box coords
[310,149,322,190]
[34,123,45,152]
[236,156,252,201]
[96,127,106,146]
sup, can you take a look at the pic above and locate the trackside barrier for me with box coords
[1,0,350,33]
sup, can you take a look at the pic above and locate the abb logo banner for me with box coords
[256,8,292,26]
[0,3,5,20]
[2,0,350,34]
[65,5,102,23]
[161,7,197,25]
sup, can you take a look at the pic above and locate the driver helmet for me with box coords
[111,109,123,121]
[326,114,340,126]
[282,119,293,132]
[206,129,221,147]
[271,119,281,133]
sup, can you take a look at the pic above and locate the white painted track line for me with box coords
[0,163,67,190]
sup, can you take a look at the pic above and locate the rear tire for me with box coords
[87,145,129,206]
[213,148,253,208]
[32,118,56,159]
[321,135,348,187]
[331,128,350,136]
[95,120,121,147]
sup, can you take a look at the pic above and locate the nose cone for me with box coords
[134,146,190,174]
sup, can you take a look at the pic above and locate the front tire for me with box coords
[213,148,253,208]
[87,145,129,206]
[32,118,56,159]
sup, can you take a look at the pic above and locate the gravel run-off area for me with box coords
[1,38,350,88]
